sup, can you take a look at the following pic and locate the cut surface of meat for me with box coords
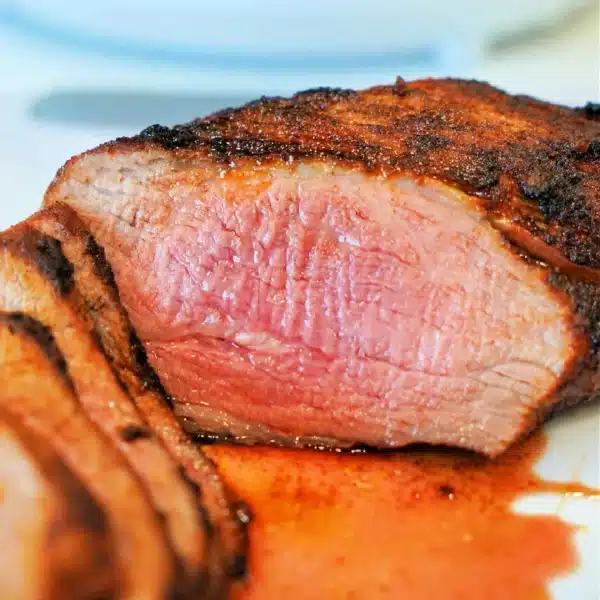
[29,203,249,596]
[0,292,179,596]
[0,405,117,600]
[45,78,600,455]
[24,212,213,597]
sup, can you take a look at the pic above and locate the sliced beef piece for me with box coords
[0,224,208,598]
[45,77,600,456]
[0,312,178,600]
[0,405,116,600]
[29,203,249,595]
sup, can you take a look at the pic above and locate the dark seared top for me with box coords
[129,77,600,268]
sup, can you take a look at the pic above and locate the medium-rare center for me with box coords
[45,78,600,456]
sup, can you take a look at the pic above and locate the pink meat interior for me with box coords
[57,157,578,454]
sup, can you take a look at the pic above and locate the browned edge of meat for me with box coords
[0,262,181,598]
[29,202,251,596]
[3,221,210,598]
[0,402,117,600]
[43,77,600,455]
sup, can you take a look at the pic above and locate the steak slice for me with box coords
[0,404,116,600]
[0,312,178,600]
[45,77,600,456]
[29,203,249,595]
[0,223,207,598]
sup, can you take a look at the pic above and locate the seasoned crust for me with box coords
[3,312,74,393]
[72,78,600,270]
[3,229,74,296]
[579,102,600,121]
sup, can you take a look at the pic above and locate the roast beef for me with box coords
[0,404,116,600]
[16,216,210,598]
[29,203,249,596]
[45,78,600,456]
[0,312,178,600]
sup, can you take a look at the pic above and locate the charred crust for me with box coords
[548,272,600,350]
[46,239,75,292]
[206,135,386,171]
[437,484,455,498]
[580,102,600,120]
[84,232,119,292]
[9,229,75,295]
[137,124,200,150]
[545,230,600,267]
[209,137,303,162]
[80,228,171,402]
[2,312,76,393]
[393,76,407,95]
[175,457,250,582]
[292,87,357,102]
[542,272,600,422]
[174,464,219,548]
[35,237,74,295]
[586,139,600,159]
[518,155,586,225]
[438,145,500,191]
[406,133,451,153]
[190,431,233,444]
[117,78,600,267]
[227,553,248,580]
[127,329,172,403]
[174,465,219,570]
[119,424,152,442]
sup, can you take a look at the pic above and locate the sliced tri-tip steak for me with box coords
[0,223,209,598]
[0,312,178,600]
[29,203,250,597]
[0,405,117,600]
[45,77,600,456]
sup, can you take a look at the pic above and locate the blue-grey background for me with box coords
[0,0,598,228]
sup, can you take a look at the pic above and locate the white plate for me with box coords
[525,403,599,598]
